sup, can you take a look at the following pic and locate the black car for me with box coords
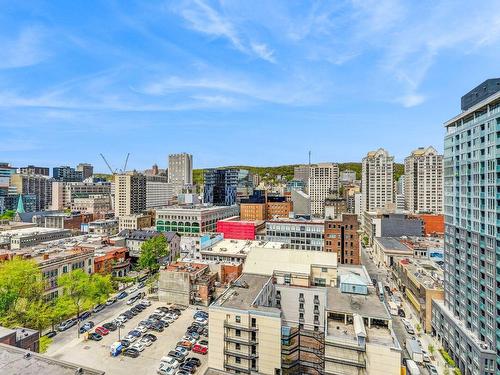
[128,330,142,337]
[171,308,181,315]
[120,339,131,348]
[88,332,102,341]
[102,322,117,331]
[143,333,157,341]
[398,309,406,318]
[134,304,145,311]
[179,363,196,374]
[92,304,105,313]
[176,371,189,375]
[186,357,201,367]
[127,309,138,316]
[78,311,91,321]
[117,291,128,299]
[123,348,140,358]
[123,311,134,319]
[138,274,148,283]
[158,307,169,313]
[45,331,57,338]
[137,282,145,288]
[131,307,142,314]
[150,324,164,332]
[168,351,185,363]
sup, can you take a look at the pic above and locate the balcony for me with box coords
[224,321,258,332]
[224,335,257,346]
[325,354,366,368]
[224,349,258,360]
[299,296,305,303]
[224,363,252,374]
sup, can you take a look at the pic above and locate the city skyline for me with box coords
[2,1,500,171]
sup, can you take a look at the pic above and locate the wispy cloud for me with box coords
[0,26,49,69]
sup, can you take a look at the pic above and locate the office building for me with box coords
[216,217,265,240]
[324,213,360,264]
[18,165,49,176]
[168,153,193,194]
[114,173,146,217]
[340,169,357,184]
[240,191,292,220]
[52,181,111,210]
[146,175,174,208]
[0,194,37,214]
[0,163,16,196]
[404,146,443,214]
[361,149,394,212]
[265,218,324,251]
[115,229,180,261]
[71,194,111,215]
[286,179,305,192]
[308,163,339,217]
[324,195,347,219]
[293,165,310,184]
[52,166,84,182]
[76,163,94,179]
[204,169,238,206]
[0,227,71,250]
[156,204,239,236]
[10,174,52,211]
[118,213,152,231]
[361,211,423,245]
[431,80,499,375]
[87,218,119,236]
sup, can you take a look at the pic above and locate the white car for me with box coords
[195,317,208,325]
[163,317,174,324]
[131,342,145,352]
[115,316,127,324]
[160,356,179,369]
[166,313,178,320]
[140,337,153,347]
[157,363,176,375]
[129,286,138,293]
[124,334,137,343]
[175,347,188,356]
[140,300,151,306]
[136,325,148,333]
[422,350,431,363]
[153,309,166,317]
[182,336,196,345]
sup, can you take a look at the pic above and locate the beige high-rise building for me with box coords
[404,146,443,214]
[114,173,146,217]
[10,174,52,211]
[168,153,192,195]
[361,148,394,212]
[308,163,339,217]
[52,181,111,210]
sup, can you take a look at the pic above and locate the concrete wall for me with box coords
[158,271,190,305]
[365,344,401,375]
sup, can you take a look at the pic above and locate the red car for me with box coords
[95,326,110,336]
[192,344,208,354]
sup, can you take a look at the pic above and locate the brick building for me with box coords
[216,217,265,240]
[418,214,444,236]
[324,214,360,264]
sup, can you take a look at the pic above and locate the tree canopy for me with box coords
[138,235,170,274]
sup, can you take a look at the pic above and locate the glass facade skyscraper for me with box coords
[432,80,500,375]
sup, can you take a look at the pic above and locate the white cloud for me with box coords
[397,93,426,108]
[250,42,276,63]
[0,26,49,69]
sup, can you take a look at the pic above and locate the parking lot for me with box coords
[47,300,209,375]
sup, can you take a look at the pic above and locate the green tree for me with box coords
[39,336,52,353]
[428,343,435,357]
[57,269,113,336]
[138,235,170,274]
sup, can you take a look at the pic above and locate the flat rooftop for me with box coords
[400,258,444,290]
[156,204,238,212]
[326,287,389,320]
[0,227,70,238]
[202,239,284,257]
[212,273,278,314]
[0,343,105,375]
[266,218,325,225]
[375,237,413,254]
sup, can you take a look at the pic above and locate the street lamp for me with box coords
[118,324,121,341]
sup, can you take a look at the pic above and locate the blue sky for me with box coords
[1,0,500,171]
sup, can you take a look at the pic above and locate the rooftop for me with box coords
[326,287,389,320]
[117,229,178,242]
[244,247,337,276]
[218,216,265,226]
[398,258,444,290]
[165,261,208,274]
[0,343,105,375]
[374,237,413,254]
[0,227,70,238]
[212,273,278,314]
[202,239,284,257]
[156,204,238,212]
[266,217,325,225]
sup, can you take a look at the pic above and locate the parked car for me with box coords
[92,304,105,313]
[88,332,102,341]
[175,371,190,375]
[186,357,201,367]
[182,336,197,345]
[128,329,142,337]
[426,364,438,375]
[129,286,138,294]
[192,344,208,354]
[137,282,145,288]
[187,332,199,340]
[157,363,176,375]
[167,351,186,363]
[140,337,152,346]
[144,333,157,341]
[121,339,132,348]
[102,322,117,331]
[398,309,406,318]
[160,356,179,369]
[44,331,57,338]
[95,326,110,336]
[136,325,148,333]
[58,319,77,331]
[124,334,137,343]
[78,311,91,321]
[79,321,95,333]
[131,342,145,352]
[197,339,208,348]
[106,297,117,306]
[176,341,193,350]
[179,362,197,374]
[123,348,140,358]
[127,296,139,305]
[117,291,128,300]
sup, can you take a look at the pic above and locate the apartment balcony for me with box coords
[224,349,259,360]
[298,307,305,313]
[224,335,257,346]
[224,362,252,374]
[224,321,258,332]
[299,296,305,303]
[325,354,366,368]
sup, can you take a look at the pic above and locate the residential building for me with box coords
[393,258,443,333]
[93,246,130,277]
[159,262,216,306]
[0,343,104,375]
[286,179,306,192]
[115,229,180,261]
[361,211,423,245]
[71,194,111,215]
[240,202,266,220]
[51,181,111,210]
[372,237,413,267]
[324,195,347,219]
[0,227,71,250]
[146,174,174,208]
[76,163,93,179]
[53,166,84,182]
[118,213,152,231]
[265,218,324,251]
[431,79,500,375]
[0,326,39,352]
[114,172,146,217]
[0,194,37,214]
[168,153,193,195]
[418,214,444,236]
[293,165,310,184]
[204,169,238,206]
[0,162,16,196]
[87,218,119,236]
[200,238,283,263]
[324,213,360,265]
[18,165,49,176]
[10,174,52,211]
[404,146,443,214]
[155,204,239,236]
[361,149,394,212]
[354,192,362,215]
[340,169,357,185]
[216,217,265,240]
[308,163,339,217]
[343,183,361,214]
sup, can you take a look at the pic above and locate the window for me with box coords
[235,357,241,364]
[236,329,241,337]
[321,267,327,272]
[236,315,241,323]
[236,343,241,350]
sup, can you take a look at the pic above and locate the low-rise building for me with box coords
[0,326,39,352]
[156,204,239,235]
[158,262,216,306]
[115,229,181,261]
[215,217,265,240]
[118,213,152,231]
[372,237,413,267]
[361,211,423,245]
[393,258,444,333]
[417,214,444,236]
[71,194,112,215]
[93,246,130,277]
[87,218,119,236]
[0,227,71,250]
[200,239,284,264]
[324,213,360,265]
[265,218,324,251]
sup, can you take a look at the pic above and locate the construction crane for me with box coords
[99,153,131,175]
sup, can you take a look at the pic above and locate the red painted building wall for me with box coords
[216,220,256,240]
[419,214,444,236]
